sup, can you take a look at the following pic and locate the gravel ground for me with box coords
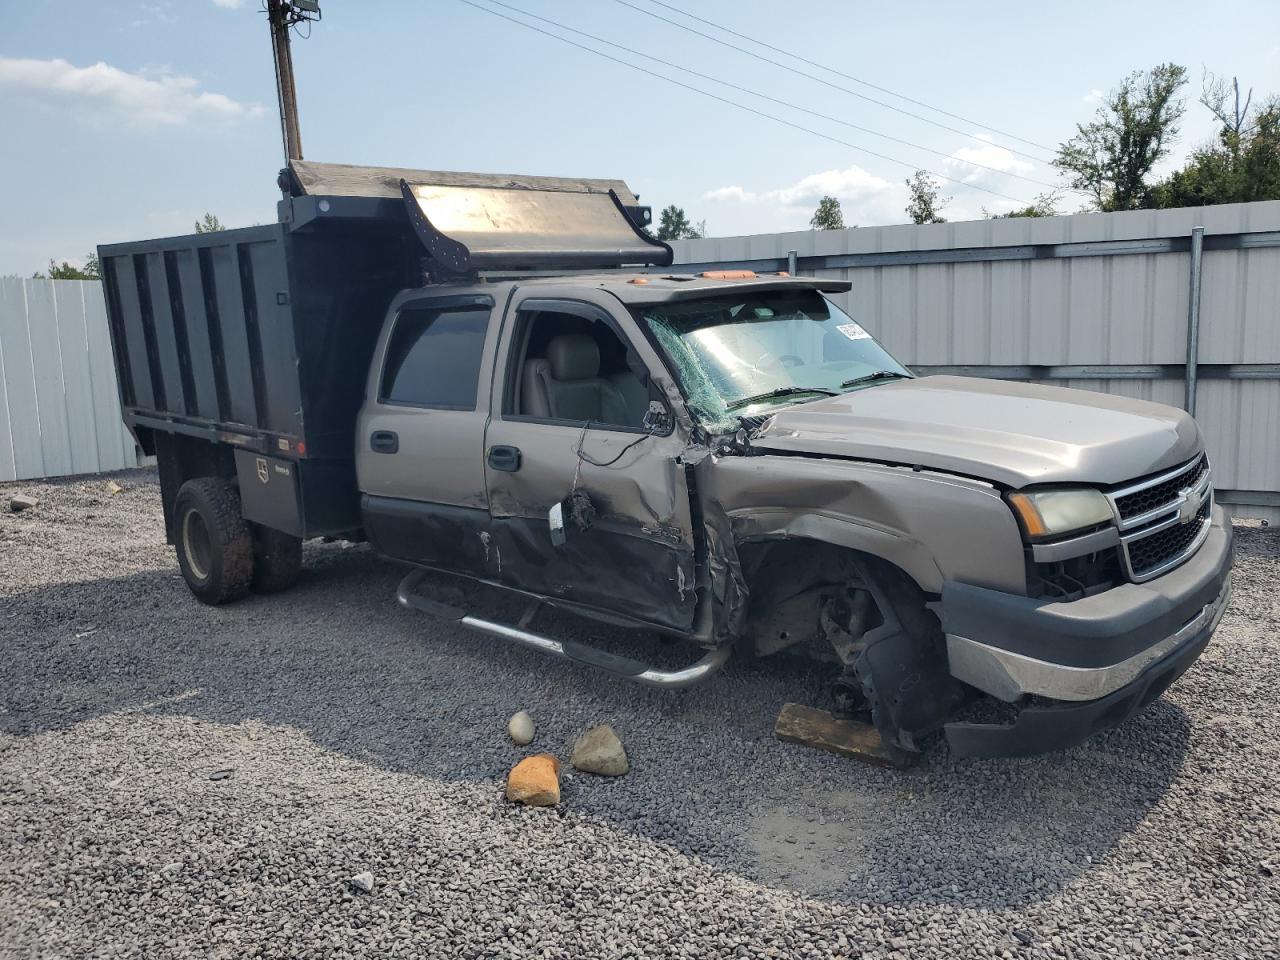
[2,468,1278,959]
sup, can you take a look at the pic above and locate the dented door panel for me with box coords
[483,401,699,632]
[483,287,701,633]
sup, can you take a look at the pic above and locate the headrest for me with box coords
[546,334,600,381]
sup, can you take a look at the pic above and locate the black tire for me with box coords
[250,525,303,593]
[173,477,253,605]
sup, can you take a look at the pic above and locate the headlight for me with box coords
[1006,488,1114,540]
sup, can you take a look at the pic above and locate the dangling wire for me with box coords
[572,421,651,489]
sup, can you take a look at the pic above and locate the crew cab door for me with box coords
[356,291,498,575]
[483,292,699,633]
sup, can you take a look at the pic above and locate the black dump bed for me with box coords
[98,160,667,538]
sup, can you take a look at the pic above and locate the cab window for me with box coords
[507,308,654,431]
[380,302,490,409]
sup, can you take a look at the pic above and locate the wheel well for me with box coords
[154,432,238,544]
[737,539,927,658]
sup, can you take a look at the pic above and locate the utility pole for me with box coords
[266,1,320,163]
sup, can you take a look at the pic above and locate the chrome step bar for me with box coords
[396,570,730,690]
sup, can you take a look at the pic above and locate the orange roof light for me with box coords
[628,277,650,284]
[699,270,757,280]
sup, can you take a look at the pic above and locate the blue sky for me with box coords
[2,0,1278,275]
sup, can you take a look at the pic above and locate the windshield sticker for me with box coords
[836,322,871,341]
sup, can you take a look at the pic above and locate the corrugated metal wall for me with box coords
[672,200,1280,522]
[0,278,137,482]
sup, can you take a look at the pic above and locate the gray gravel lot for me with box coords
[2,467,1278,958]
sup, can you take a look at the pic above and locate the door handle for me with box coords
[370,430,399,454]
[487,445,521,472]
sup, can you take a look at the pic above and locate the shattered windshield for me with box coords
[636,290,911,431]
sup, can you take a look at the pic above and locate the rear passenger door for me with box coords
[482,294,700,633]
[357,292,496,574]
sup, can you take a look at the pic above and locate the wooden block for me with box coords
[775,702,919,769]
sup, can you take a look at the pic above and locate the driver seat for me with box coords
[522,334,630,424]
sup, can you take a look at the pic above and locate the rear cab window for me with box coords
[380,302,490,409]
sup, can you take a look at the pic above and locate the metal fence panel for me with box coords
[0,278,136,483]
[0,280,18,482]
[0,277,45,480]
[672,199,1280,521]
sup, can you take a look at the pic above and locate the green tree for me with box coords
[194,212,225,234]
[31,256,100,280]
[809,195,846,230]
[1154,73,1280,207]
[905,170,948,224]
[655,205,706,240]
[986,192,1061,219]
[1054,63,1189,211]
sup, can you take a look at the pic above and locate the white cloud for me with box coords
[943,133,1036,188]
[1083,88,1105,104]
[698,148,1058,234]
[703,164,903,230]
[0,57,265,127]
[126,2,176,28]
[706,165,892,207]
[212,0,246,8]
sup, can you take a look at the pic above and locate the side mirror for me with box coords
[642,400,673,436]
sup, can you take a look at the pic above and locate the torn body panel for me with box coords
[700,454,1027,597]
[692,451,1022,751]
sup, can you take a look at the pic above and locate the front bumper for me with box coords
[940,506,1233,758]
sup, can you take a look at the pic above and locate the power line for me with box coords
[481,0,1064,193]
[640,0,1056,155]
[456,0,1033,205]
[615,0,1056,167]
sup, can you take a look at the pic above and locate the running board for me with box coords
[396,570,729,689]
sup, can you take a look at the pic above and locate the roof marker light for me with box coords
[699,270,757,280]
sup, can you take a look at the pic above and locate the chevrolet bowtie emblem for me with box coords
[1178,487,1202,522]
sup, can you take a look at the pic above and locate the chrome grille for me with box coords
[1125,499,1211,578]
[1106,455,1213,583]
[1114,456,1208,523]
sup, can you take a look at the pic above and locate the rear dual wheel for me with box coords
[174,477,302,604]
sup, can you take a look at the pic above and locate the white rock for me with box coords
[9,495,38,513]
[571,724,628,776]
[350,871,375,893]
[160,862,182,879]
[507,711,535,746]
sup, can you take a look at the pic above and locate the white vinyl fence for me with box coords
[0,278,137,483]
[672,199,1280,523]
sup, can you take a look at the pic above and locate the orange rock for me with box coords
[505,753,561,806]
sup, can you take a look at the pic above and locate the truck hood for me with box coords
[749,375,1202,488]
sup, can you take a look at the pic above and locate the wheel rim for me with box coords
[182,508,212,581]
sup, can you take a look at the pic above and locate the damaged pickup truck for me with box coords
[100,161,1233,758]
